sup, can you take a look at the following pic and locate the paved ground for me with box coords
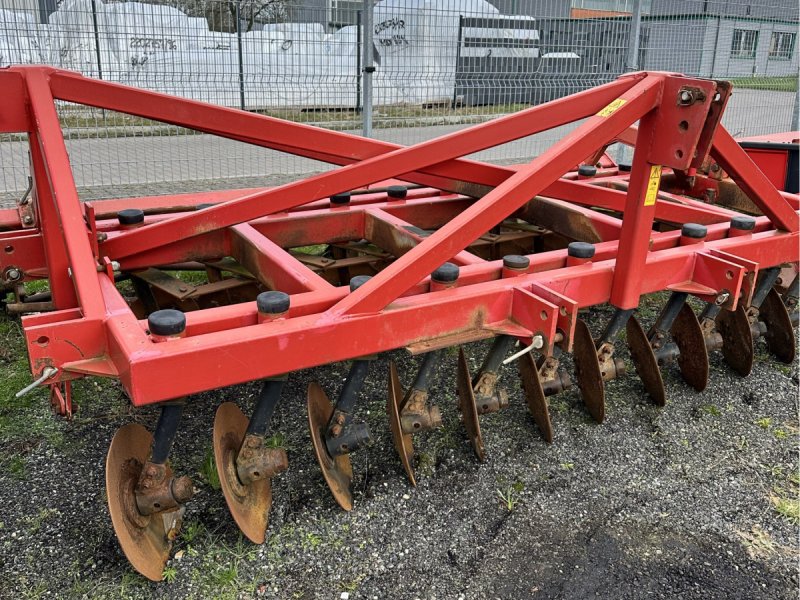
[0,88,794,197]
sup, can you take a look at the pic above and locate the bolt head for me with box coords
[22,215,33,225]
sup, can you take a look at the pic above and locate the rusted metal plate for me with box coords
[759,287,796,364]
[572,319,605,423]
[307,383,354,511]
[626,315,666,407]
[387,361,416,486]
[132,268,195,300]
[213,402,272,544]
[715,304,754,376]
[518,352,553,443]
[456,348,485,462]
[670,303,709,392]
[105,423,173,582]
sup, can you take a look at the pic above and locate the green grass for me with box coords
[728,76,798,92]
[0,314,65,476]
[699,404,722,417]
[199,446,221,491]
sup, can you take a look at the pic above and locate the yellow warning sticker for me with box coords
[644,165,662,206]
[596,98,627,117]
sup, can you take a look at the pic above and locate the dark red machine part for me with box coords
[1,67,798,581]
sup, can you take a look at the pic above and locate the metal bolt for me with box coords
[97,232,108,243]
[679,90,693,105]
[22,215,34,225]
[110,261,121,272]
[715,292,730,305]
[5,268,21,282]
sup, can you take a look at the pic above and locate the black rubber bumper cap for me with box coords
[578,164,597,177]
[257,291,290,315]
[503,254,530,270]
[148,309,186,336]
[330,192,351,205]
[350,275,372,291]
[568,241,596,259]
[118,208,145,225]
[432,262,459,283]
[387,185,408,199]
[681,223,707,239]
[730,216,756,231]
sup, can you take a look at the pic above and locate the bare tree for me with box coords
[149,0,287,33]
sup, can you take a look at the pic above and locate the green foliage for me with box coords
[162,566,178,584]
[755,417,772,429]
[199,446,221,490]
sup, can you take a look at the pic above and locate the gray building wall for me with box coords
[650,0,798,21]
[641,15,799,77]
[487,0,571,17]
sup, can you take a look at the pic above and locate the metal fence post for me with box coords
[625,0,643,72]
[361,0,374,138]
[90,0,103,80]
[236,0,245,111]
[356,10,362,113]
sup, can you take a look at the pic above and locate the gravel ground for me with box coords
[0,300,797,599]
[0,176,798,599]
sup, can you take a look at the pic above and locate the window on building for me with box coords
[769,31,796,59]
[731,29,759,59]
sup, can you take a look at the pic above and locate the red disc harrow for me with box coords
[1,66,797,580]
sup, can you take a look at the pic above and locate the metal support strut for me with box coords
[135,402,193,516]
[472,335,516,414]
[401,349,443,433]
[326,359,373,456]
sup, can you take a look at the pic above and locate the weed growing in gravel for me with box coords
[266,431,288,449]
[162,565,178,583]
[496,481,524,511]
[773,429,788,440]
[756,417,773,429]
[770,471,800,524]
[735,525,780,559]
[560,462,575,470]
[700,404,721,417]
[199,446,221,490]
[181,519,205,544]
[24,507,59,534]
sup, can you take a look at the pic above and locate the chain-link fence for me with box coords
[0,0,797,196]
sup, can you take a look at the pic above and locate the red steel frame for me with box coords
[0,66,797,407]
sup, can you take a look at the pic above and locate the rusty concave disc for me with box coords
[106,423,171,582]
[456,347,485,462]
[626,314,666,407]
[387,361,417,486]
[715,303,754,376]
[518,352,553,443]
[572,319,605,423]
[213,402,272,544]
[759,287,796,364]
[307,382,354,511]
[670,302,709,392]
